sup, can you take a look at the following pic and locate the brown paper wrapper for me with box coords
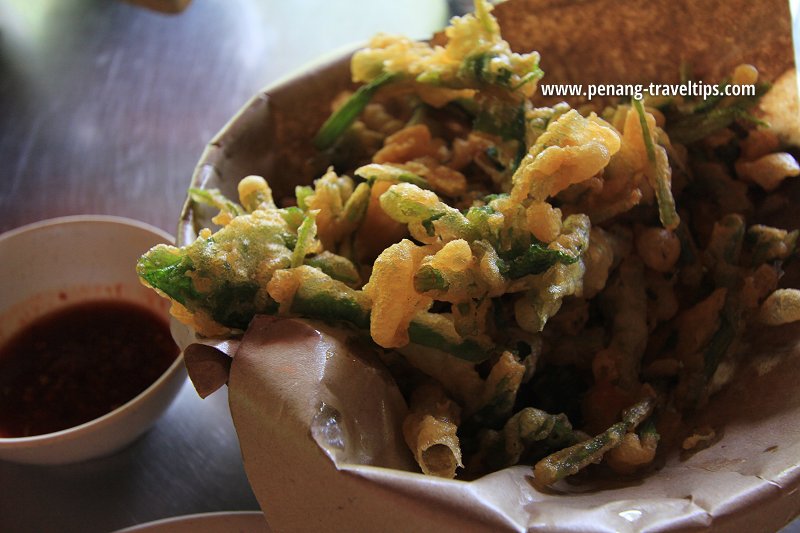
[177,0,800,530]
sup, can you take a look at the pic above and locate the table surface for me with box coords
[0,1,448,531]
[0,1,799,532]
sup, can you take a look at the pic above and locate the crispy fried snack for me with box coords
[138,0,800,485]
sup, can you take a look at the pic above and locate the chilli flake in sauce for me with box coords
[0,300,179,438]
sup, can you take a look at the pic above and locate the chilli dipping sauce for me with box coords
[0,300,179,437]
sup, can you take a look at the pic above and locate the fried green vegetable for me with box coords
[406,318,489,363]
[533,397,655,486]
[502,215,588,279]
[665,83,769,144]
[354,163,429,189]
[135,0,799,488]
[188,187,245,223]
[140,193,494,360]
[472,407,582,472]
[759,289,800,326]
[747,224,799,265]
[137,211,290,330]
[632,98,679,230]
[313,72,399,150]
[381,183,586,275]
[304,251,361,286]
[351,0,541,101]
[291,213,318,268]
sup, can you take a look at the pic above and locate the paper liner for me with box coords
[176,0,800,530]
[221,317,800,532]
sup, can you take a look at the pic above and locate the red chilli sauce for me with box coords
[0,300,179,438]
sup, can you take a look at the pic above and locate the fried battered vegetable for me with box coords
[665,83,769,145]
[403,382,463,478]
[137,209,292,332]
[514,260,585,333]
[605,419,660,474]
[238,175,276,212]
[188,187,244,226]
[364,238,433,348]
[350,0,542,104]
[138,0,799,486]
[304,251,361,286]
[269,266,371,327]
[380,182,588,281]
[736,152,800,191]
[303,169,369,251]
[471,407,582,472]
[601,257,648,390]
[314,72,400,150]
[759,289,800,326]
[632,98,679,230]
[533,397,655,486]
[747,224,799,265]
[316,0,542,149]
[510,110,621,203]
[467,350,526,428]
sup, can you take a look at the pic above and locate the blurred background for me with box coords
[0,0,454,234]
[0,1,451,531]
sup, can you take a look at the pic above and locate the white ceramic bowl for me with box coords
[0,215,187,465]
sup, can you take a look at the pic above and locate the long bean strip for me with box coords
[533,397,655,486]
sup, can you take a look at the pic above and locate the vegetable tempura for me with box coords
[138,0,800,485]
